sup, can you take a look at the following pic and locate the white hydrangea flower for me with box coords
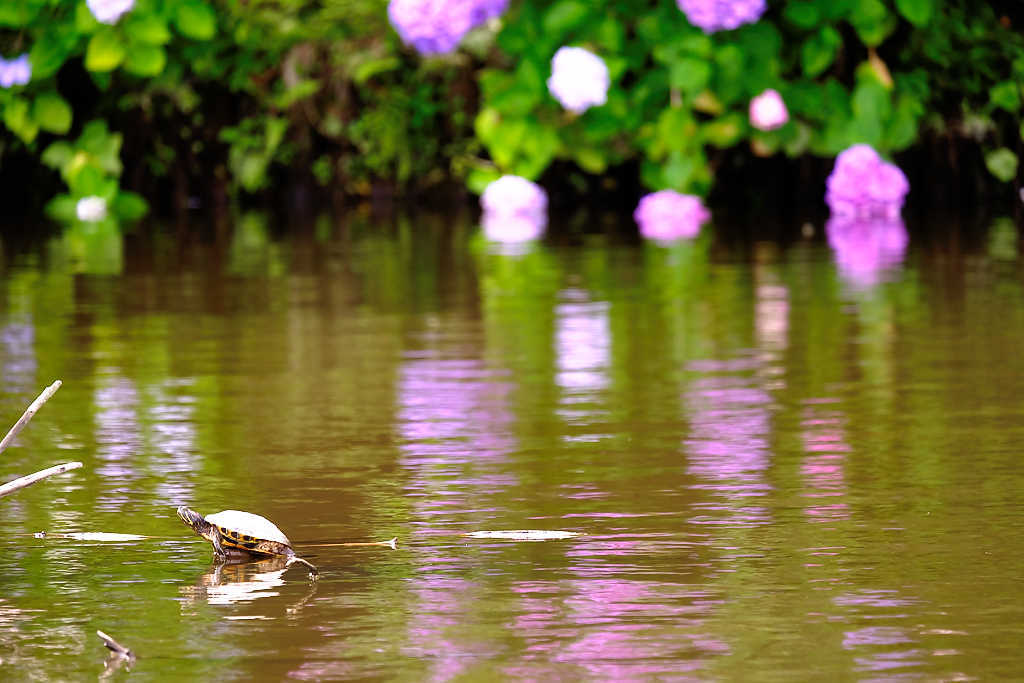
[86,0,135,25]
[76,196,109,222]
[749,89,788,131]
[547,47,609,114]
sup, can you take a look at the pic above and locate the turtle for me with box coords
[176,506,318,576]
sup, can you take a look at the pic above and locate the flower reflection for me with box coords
[503,567,728,679]
[0,322,36,392]
[95,377,142,510]
[826,216,909,288]
[800,400,850,522]
[95,376,198,510]
[555,291,611,439]
[685,368,773,527]
[480,175,547,248]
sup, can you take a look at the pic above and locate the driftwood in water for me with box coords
[97,630,134,658]
[0,380,61,455]
[0,380,81,499]
[0,461,82,498]
[97,629,135,678]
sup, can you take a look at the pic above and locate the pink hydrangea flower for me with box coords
[826,144,909,220]
[480,175,547,242]
[0,54,31,88]
[389,0,508,55]
[749,89,788,131]
[86,0,135,24]
[547,47,609,114]
[634,190,710,242]
[677,0,766,33]
[825,216,909,288]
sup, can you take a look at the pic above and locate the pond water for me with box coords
[1,210,1023,680]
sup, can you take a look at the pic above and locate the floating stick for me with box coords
[301,537,398,550]
[0,380,61,456]
[0,461,82,499]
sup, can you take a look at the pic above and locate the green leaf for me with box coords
[29,30,75,80]
[124,14,172,45]
[573,147,606,174]
[894,0,934,26]
[669,57,711,95]
[124,43,166,76]
[352,56,401,85]
[851,79,891,147]
[802,26,840,77]
[0,0,43,26]
[3,98,38,143]
[849,0,895,46]
[784,1,821,28]
[985,148,1018,182]
[702,113,744,148]
[33,93,73,134]
[990,81,1021,114]
[174,0,217,40]
[111,191,148,220]
[662,150,697,191]
[45,194,78,222]
[42,141,74,170]
[542,0,589,37]
[85,31,125,72]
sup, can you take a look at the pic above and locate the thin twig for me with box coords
[0,461,82,498]
[0,380,62,456]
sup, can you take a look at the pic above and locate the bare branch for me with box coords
[0,380,62,456]
[0,461,82,498]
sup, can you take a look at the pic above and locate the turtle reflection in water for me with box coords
[176,506,318,576]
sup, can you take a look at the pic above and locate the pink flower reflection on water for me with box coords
[826,216,909,288]
[504,574,727,679]
[398,347,520,533]
[401,576,484,681]
[801,401,850,522]
[685,372,774,527]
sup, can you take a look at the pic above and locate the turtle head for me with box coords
[177,506,216,540]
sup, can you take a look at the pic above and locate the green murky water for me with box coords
[2,212,1024,680]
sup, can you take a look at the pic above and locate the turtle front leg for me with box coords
[209,531,228,559]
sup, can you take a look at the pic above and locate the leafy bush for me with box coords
[0,0,1021,225]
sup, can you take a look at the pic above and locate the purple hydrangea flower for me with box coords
[634,190,710,242]
[469,0,509,24]
[749,89,788,131]
[480,175,548,242]
[0,54,31,88]
[677,0,766,33]
[389,0,508,55]
[87,0,135,24]
[826,144,909,220]
[825,216,908,288]
[547,47,609,114]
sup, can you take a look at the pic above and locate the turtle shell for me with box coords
[205,510,294,557]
